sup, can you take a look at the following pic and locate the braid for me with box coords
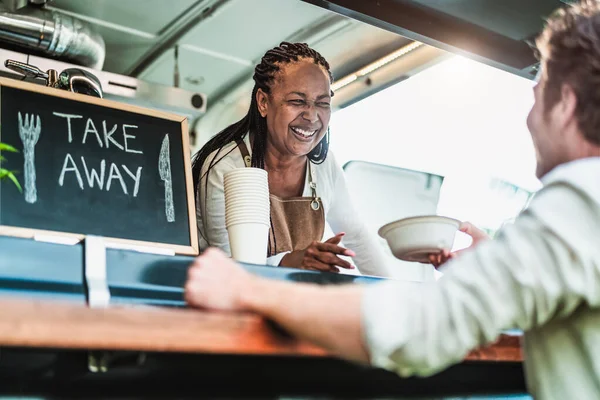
[191,42,333,245]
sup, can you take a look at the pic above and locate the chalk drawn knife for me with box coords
[158,134,175,222]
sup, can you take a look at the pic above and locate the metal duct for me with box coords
[0,6,105,69]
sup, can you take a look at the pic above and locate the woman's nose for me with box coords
[302,105,319,123]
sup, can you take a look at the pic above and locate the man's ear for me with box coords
[256,88,268,118]
[559,83,577,124]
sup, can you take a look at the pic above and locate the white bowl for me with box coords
[378,215,461,263]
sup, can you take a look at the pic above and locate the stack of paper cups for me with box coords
[224,167,270,264]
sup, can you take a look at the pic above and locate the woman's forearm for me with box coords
[279,250,303,268]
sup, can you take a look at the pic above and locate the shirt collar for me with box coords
[541,157,600,186]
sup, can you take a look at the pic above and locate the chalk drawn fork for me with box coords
[18,112,41,204]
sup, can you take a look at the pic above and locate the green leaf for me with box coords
[0,155,5,162]
[0,142,19,153]
[0,168,22,192]
[6,171,22,192]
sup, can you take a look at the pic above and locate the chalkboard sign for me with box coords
[0,78,198,255]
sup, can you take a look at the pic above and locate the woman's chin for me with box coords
[287,146,315,158]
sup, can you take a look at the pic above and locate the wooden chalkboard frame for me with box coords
[0,77,199,255]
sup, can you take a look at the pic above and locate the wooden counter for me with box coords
[0,297,324,356]
[467,333,523,362]
[0,297,521,362]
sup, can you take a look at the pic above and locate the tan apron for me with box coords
[236,140,325,257]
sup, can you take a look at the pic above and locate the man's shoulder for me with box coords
[541,157,600,201]
[522,159,600,248]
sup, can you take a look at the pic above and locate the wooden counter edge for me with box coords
[0,297,522,362]
[0,297,325,356]
[466,334,523,362]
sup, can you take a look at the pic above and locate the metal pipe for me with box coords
[0,6,105,69]
[127,0,233,77]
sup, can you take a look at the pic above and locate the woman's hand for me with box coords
[280,232,356,273]
[429,221,490,268]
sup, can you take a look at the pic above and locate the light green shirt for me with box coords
[362,157,600,400]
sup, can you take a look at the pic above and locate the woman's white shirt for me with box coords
[196,135,391,276]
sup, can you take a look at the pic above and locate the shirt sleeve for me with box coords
[361,181,600,377]
[267,252,289,267]
[198,155,237,256]
[326,156,392,277]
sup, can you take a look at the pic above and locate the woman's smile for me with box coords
[290,125,319,141]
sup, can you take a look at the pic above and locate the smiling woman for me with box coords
[191,42,391,277]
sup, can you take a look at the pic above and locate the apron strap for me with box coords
[308,162,321,211]
[236,139,252,167]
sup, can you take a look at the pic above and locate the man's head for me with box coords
[527,0,600,178]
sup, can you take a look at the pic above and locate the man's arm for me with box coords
[360,181,600,377]
[242,276,369,362]
[184,248,369,363]
[186,182,600,377]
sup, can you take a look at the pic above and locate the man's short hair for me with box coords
[536,0,600,145]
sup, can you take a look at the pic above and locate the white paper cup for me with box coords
[224,167,267,175]
[224,173,269,181]
[224,184,268,192]
[225,199,270,213]
[224,174,268,182]
[226,213,269,223]
[225,211,270,226]
[224,168,268,181]
[225,199,270,210]
[224,194,270,203]
[225,203,270,215]
[226,208,270,226]
[225,207,270,218]
[224,168,270,234]
[224,186,269,196]
[227,222,270,265]
[224,167,267,174]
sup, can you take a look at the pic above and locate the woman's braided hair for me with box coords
[191,42,333,196]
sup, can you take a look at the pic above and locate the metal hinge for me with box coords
[84,235,110,308]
